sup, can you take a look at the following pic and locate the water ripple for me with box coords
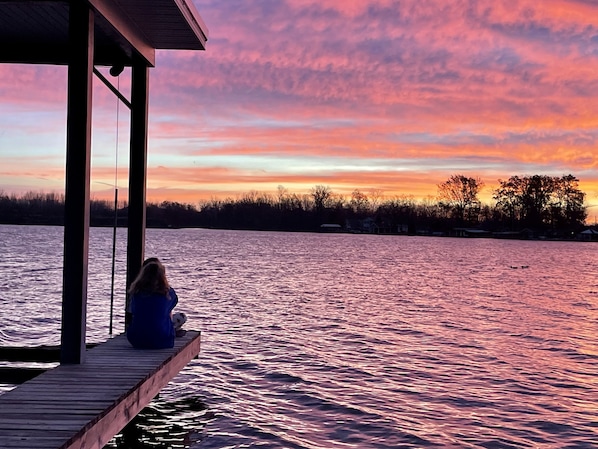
[1,226,597,448]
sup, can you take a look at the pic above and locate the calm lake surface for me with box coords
[1,224,597,448]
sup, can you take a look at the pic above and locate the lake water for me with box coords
[0,224,597,448]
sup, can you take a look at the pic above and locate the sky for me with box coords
[1,0,598,209]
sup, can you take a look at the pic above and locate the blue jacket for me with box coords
[127,288,178,349]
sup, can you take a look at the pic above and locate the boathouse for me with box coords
[0,0,208,447]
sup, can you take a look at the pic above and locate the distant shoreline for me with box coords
[0,188,591,240]
[2,222,595,243]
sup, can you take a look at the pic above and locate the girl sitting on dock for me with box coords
[127,258,187,349]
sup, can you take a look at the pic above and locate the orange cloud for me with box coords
[2,0,598,209]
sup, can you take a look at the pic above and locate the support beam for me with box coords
[93,67,132,109]
[61,1,94,365]
[126,55,150,324]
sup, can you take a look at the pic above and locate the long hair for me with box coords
[128,261,170,296]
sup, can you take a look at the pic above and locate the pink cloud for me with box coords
[2,0,598,205]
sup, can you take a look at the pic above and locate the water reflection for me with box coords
[105,396,214,449]
[1,226,597,448]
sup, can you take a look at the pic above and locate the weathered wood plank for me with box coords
[0,331,200,449]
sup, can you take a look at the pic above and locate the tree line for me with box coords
[0,173,589,238]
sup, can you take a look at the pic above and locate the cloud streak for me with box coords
[1,0,598,206]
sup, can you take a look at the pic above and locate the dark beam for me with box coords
[89,0,156,66]
[0,367,46,384]
[61,0,94,364]
[93,67,132,109]
[0,44,131,68]
[0,344,98,363]
[125,55,150,324]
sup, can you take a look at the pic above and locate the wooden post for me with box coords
[126,55,150,325]
[61,1,94,364]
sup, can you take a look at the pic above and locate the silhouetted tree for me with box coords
[369,189,384,211]
[310,185,332,212]
[550,175,587,230]
[0,176,589,237]
[437,175,484,225]
[350,189,370,214]
[493,174,586,232]
[493,176,521,229]
[518,175,554,228]
[376,195,417,234]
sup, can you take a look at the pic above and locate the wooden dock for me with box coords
[0,331,201,449]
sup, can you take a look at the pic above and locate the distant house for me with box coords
[451,228,491,238]
[396,223,409,234]
[361,217,377,233]
[344,217,377,233]
[320,223,342,232]
[578,228,598,241]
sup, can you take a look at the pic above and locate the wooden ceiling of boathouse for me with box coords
[0,0,208,67]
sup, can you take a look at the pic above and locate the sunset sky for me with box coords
[1,0,598,210]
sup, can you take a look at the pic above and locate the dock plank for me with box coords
[0,331,200,449]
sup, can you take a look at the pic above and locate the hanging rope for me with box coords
[109,75,120,335]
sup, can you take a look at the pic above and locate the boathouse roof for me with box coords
[0,0,208,67]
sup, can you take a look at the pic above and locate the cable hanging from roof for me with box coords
[109,73,121,336]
